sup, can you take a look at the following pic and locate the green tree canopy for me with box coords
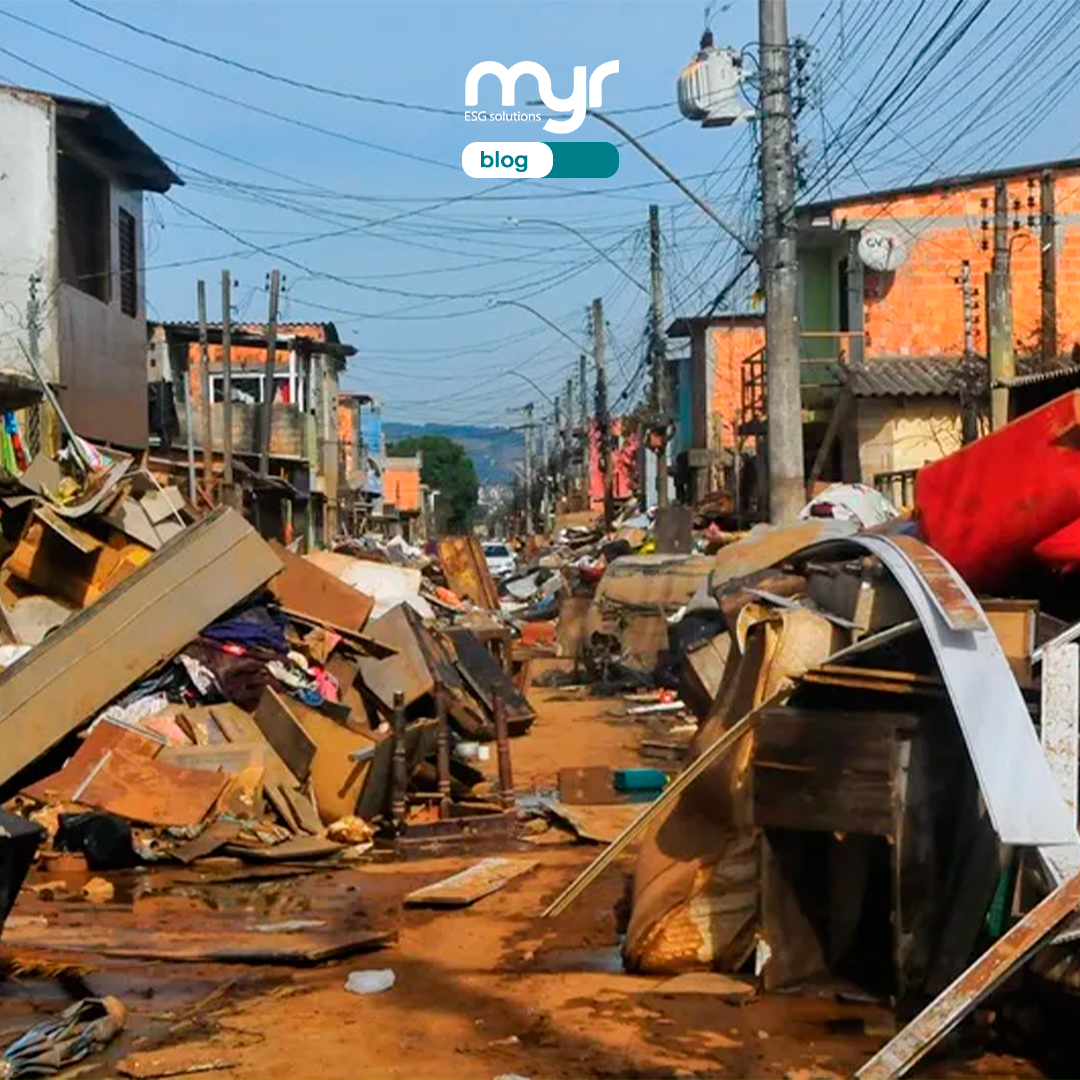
[388,434,478,533]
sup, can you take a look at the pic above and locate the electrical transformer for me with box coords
[677,35,755,128]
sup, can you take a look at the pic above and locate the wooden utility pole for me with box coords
[988,179,1014,430]
[552,395,562,501]
[648,203,670,508]
[1041,170,1058,362]
[260,269,281,477]
[220,270,235,499]
[759,0,804,522]
[578,354,588,500]
[196,279,213,500]
[522,402,534,535]
[592,297,614,529]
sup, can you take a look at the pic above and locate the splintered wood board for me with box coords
[403,857,538,908]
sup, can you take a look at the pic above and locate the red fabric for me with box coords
[915,391,1080,591]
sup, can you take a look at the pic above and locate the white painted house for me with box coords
[0,83,179,449]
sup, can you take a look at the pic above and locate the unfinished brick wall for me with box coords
[837,170,1080,360]
[708,322,765,447]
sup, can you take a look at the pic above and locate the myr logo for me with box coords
[465,61,619,134]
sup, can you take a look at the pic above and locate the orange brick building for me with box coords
[672,157,1080,510]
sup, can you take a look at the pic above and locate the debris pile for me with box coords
[542,394,1080,1080]
[0,480,536,897]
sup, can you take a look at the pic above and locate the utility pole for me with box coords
[592,297,614,529]
[759,0,804,522]
[1041,170,1058,362]
[196,279,213,500]
[221,270,235,502]
[260,268,281,477]
[552,395,562,502]
[578,354,588,501]
[538,413,550,531]
[522,402,534,536]
[25,275,46,458]
[564,377,574,499]
[988,179,1014,430]
[959,261,978,445]
[648,203,670,509]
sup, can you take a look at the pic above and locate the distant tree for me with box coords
[388,434,478,533]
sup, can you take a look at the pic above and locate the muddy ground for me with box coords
[0,689,1049,1079]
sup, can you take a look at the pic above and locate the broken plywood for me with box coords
[0,507,282,791]
[288,699,374,824]
[269,540,373,632]
[403,857,538,907]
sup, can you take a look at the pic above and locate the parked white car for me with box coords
[483,541,517,580]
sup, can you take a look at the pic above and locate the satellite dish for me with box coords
[858,228,907,272]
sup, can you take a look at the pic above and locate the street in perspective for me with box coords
[1,1,1080,1077]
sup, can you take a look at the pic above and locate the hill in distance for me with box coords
[384,422,523,486]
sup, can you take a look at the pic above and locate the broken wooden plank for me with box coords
[253,687,316,783]
[646,972,756,1000]
[157,744,264,774]
[856,871,1080,1080]
[403,857,538,908]
[221,835,344,862]
[2,923,394,965]
[0,506,282,791]
[269,540,373,632]
[173,820,243,864]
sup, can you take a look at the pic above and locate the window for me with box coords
[118,208,137,317]
[58,151,109,302]
[209,373,291,404]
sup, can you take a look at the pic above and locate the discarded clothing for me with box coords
[202,603,288,653]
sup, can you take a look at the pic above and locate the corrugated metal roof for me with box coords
[846,356,963,397]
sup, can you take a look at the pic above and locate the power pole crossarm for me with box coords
[759,0,805,522]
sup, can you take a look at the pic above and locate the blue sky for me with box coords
[1,1,1077,427]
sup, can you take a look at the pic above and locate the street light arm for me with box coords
[488,298,592,355]
[510,216,649,296]
[587,109,758,259]
[506,370,554,404]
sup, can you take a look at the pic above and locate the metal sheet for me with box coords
[850,534,1079,848]
[884,534,987,632]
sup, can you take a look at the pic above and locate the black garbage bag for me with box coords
[55,813,136,871]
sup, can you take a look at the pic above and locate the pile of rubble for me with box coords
[0,445,539,933]
[538,393,1080,1079]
